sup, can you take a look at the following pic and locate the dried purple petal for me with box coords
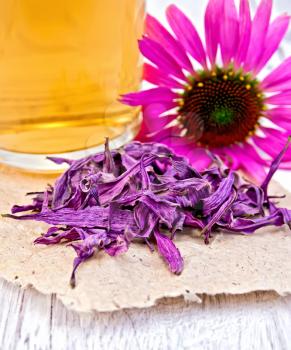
[171,157,201,179]
[202,172,235,216]
[51,153,105,209]
[170,210,186,236]
[98,154,158,205]
[133,202,159,238]
[103,137,116,175]
[141,191,179,229]
[7,207,109,228]
[237,184,265,214]
[140,155,151,191]
[165,178,210,208]
[46,156,73,165]
[11,204,40,214]
[277,208,291,229]
[105,235,129,256]
[154,229,183,274]
[201,190,237,244]
[231,202,262,217]
[69,228,110,287]
[261,136,291,198]
[7,137,291,287]
[34,227,80,245]
[108,204,138,233]
[184,212,204,229]
[223,211,285,234]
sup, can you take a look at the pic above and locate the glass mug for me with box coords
[0,0,145,171]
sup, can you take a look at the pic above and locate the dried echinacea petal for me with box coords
[154,229,183,274]
[6,138,291,287]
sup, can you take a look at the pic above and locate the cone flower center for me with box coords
[178,67,265,147]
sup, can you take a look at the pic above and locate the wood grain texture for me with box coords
[1,278,291,350]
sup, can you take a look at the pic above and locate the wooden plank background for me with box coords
[1,279,291,350]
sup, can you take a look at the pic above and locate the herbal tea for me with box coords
[0,0,144,158]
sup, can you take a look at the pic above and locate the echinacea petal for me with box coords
[154,132,191,151]
[8,206,110,228]
[266,112,291,131]
[266,107,291,123]
[142,103,178,134]
[225,211,284,234]
[263,128,291,148]
[241,157,267,183]
[215,147,240,170]
[120,87,177,107]
[240,142,268,165]
[275,161,291,169]
[145,14,193,72]
[135,119,152,142]
[234,0,252,67]
[97,154,160,206]
[220,0,239,67]
[138,37,186,80]
[230,144,267,182]
[158,135,212,170]
[34,227,81,245]
[261,56,291,90]
[255,14,290,74]
[267,107,291,116]
[214,141,268,178]
[244,0,273,72]
[204,0,224,65]
[186,147,213,170]
[105,235,129,257]
[166,4,207,67]
[143,63,184,89]
[261,136,291,195]
[134,116,180,146]
[203,172,235,216]
[142,192,179,229]
[253,135,277,158]
[263,79,291,92]
[150,126,182,145]
[103,137,116,174]
[266,90,291,105]
[154,229,184,274]
[253,128,291,161]
[201,189,237,243]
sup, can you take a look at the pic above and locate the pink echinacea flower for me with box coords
[121,0,291,181]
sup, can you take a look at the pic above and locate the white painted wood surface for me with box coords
[1,278,291,350]
[1,1,291,349]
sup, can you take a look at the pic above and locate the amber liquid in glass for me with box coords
[0,0,144,163]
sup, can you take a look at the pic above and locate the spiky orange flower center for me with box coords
[178,67,265,148]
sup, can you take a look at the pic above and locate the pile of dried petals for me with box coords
[6,138,291,287]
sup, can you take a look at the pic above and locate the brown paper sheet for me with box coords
[0,164,291,312]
